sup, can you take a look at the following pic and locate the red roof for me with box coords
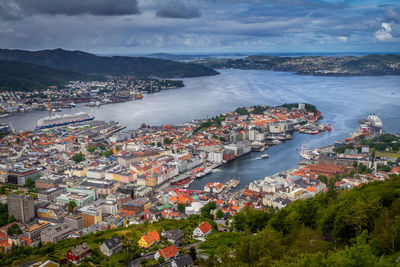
[158,245,179,259]
[198,221,212,234]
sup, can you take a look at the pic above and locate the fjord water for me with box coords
[3,69,400,189]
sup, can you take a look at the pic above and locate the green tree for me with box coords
[68,200,77,213]
[158,256,165,264]
[72,152,85,164]
[201,202,217,217]
[216,209,224,219]
[163,137,173,144]
[24,178,35,190]
[317,175,328,185]
[189,246,197,261]
[353,161,358,168]
[177,203,186,213]
[7,224,22,235]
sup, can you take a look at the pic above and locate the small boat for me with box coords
[260,153,269,159]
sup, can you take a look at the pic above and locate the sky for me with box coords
[0,0,399,54]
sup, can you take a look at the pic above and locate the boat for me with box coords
[36,112,94,130]
[0,113,10,118]
[299,144,319,160]
[227,179,240,189]
[195,172,206,178]
[70,102,76,107]
[260,153,269,159]
[0,123,10,135]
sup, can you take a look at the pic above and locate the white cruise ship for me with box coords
[36,112,94,130]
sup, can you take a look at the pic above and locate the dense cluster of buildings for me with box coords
[0,103,398,266]
[0,75,182,114]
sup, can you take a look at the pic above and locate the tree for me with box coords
[157,256,165,264]
[353,161,358,168]
[163,137,173,144]
[317,175,328,185]
[216,209,224,219]
[7,224,22,235]
[68,200,77,213]
[72,152,85,164]
[24,178,35,190]
[201,202,217,217]
[177,203,186,213]
[189,246,197,261]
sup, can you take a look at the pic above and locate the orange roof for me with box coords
[198,221,212,234]
[158,245,179,259]
[142,230,160,244]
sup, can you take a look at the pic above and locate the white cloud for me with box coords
[374,22,394,42]
[338,36,348,42]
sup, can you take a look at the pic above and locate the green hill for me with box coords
[197,54,400,76]
[0,60,91,91]
[200,174,400,266]
[0,48,219,78]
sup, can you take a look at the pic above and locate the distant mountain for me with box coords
[0,60,90,91]
[0,48,219,78]
[197,54,400,76]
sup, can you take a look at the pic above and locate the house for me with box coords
[154,245,179,260]
[172,254,194,267]
[161,229,185,244]
[67,242,91,264]
[100,235,122,256]
[193,221,212,238]
[137,230,160,248]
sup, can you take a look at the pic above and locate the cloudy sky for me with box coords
[0,0,399,54]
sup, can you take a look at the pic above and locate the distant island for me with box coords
[0,48,218,91]
[197,54,400,76]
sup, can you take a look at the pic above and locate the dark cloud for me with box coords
[0,0,140,19]
[156,1,201,19]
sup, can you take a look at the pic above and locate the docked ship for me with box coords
[299,144,319,160]
[359,114,382,131]
[36,112,94,130]
[0,123,10,135]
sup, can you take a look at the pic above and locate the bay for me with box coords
[2,69,400,190]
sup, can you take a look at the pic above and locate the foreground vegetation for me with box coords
[200,174,400,266]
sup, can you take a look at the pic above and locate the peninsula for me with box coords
[197,54,400,76]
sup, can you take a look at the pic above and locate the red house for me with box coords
[67,242,91,264]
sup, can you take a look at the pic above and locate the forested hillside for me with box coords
[199,174,400,266]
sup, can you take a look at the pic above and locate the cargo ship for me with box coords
[36,112,94,130]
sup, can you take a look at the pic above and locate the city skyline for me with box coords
[0,0,399,54]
